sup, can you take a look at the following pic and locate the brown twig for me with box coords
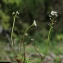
[33,44,45,60]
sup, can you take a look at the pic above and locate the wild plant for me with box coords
[10,11,37,63]
[10,11,58,63]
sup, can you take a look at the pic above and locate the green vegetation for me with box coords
[0,0,63,63]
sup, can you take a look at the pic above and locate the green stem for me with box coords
[21,24,33,63]
[11,16,16,46]
[10,16,17,55]
[23,37,25,63]
[46,20,54,54]
[24,24,33,34]
[48,23,53,41]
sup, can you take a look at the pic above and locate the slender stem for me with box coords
[46,20,54,54]
[11,16,16,46]
[22,24,33,63]
[20,24,33,42]
[24,24,33,34]
[48,20,54,41]
[23,37,25,63]
[10,16,17,55]
[34,44,44,60]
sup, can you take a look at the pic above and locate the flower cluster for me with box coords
[12,11,19,18]
[49,11,58,21]
[49,11,58,17]
[51,11,58,17]
[48,11,58,27]
[12,11,19,15]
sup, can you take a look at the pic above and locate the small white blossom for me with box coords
[33,20,37,26]
[49,15,51,17]
[12,12,15,15]
[25,33,28,36]
[50,18,51,20]
[14,39,17,44]
[51,11,58,17]
[16,11,19,14]
[31,39,34,41]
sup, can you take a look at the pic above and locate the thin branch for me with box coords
[33,44,45,60]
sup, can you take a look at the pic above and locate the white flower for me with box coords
[12,12,15,15]
[49,15,51,17]
[14,39,17,44]
[31,39,34,41]
[25,33,28,36]
[33,20,37,26]
[16,11,19,14]
[51,11,58,17]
